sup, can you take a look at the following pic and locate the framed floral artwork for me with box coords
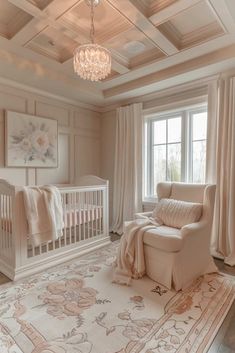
[5,111,58,168]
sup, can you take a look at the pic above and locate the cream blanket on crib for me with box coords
[113,218,158,285]
[23,185,64,246]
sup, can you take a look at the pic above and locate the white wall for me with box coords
[0,82,101,186]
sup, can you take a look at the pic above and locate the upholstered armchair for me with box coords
[136,182,217,291]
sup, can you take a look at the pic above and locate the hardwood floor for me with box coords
[0,273,10,285]
[208,259,235,353]
[0,249,234,352]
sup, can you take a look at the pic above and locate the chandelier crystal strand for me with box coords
[73,0,112,81]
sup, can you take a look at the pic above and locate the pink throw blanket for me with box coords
[23,185,64,246]
[113,218,158,285]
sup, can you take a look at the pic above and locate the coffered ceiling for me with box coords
[0,0,234,108]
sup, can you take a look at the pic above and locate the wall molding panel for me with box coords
[0,82,101,186]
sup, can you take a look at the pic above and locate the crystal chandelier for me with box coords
[73,0,112,81]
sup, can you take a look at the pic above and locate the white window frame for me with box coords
[144,104,207,201]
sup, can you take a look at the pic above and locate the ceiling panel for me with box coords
[0,0,32,39]
[156,1,224,50]
[225,0,235,22]
[25,27,78,63]
[167,1,218,34]
[104,27,155,58]
[149,0,178,16]
[60,0,132,45]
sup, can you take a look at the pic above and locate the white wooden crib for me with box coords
[0,175,110,281]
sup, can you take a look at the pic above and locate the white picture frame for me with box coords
[5,111,58,168]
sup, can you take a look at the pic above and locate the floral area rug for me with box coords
[0,242,234,353]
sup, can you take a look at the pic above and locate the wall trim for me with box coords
[0,76,103,113]
[143,96,208,116]
[100,74,219,114]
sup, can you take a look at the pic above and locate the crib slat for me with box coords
[5,196,7,250]
[63,193,66,247]
[9,196,13,249]
[98,190,101,235]
[6,196,10,254]
[3,195,6,251]
[95,191,99,235]
[87,191,91,239]
[68,193,73,244]
[91,191,94,239]
[91,191,94,238]
[78,192,81,243]
[101,190,103,234]
[82,192,86,240]
[32,243,35,257]
[73,192,76,243]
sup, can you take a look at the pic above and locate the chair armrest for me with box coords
[135,211,153,219]
[181,221,208,239]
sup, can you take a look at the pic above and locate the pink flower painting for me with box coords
[5,111,58,167]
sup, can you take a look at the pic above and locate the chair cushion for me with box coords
[143,226,183,252]
[152,198,202,229]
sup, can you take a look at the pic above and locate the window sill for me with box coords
[143,197,158,204]
[142,198,158,212]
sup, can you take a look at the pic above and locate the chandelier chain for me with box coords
[90,0,95,44]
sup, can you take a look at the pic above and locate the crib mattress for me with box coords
[64,204,103,227]
[1,205,103,233]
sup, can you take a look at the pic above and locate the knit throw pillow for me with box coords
[152,198,202,229]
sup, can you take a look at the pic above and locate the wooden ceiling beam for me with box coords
[105,0,179,55]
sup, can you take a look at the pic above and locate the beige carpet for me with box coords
[0,242,234,353]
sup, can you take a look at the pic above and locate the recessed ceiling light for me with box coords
[123,41,146,55]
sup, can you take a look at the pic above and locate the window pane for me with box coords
[192,140,206,183]
[167,143,181,181]
[193,111,207,140]
[168,117,181,143]
[153,145,166,189]
[153,120,166,144]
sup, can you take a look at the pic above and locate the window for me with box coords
[144,105,207,198]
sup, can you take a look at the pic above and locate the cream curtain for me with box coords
[112,103,143,235]
[206,80,219,183]
[206,77,235,266]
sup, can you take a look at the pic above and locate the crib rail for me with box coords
[0,176,109,280]
[27,185,109,260]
